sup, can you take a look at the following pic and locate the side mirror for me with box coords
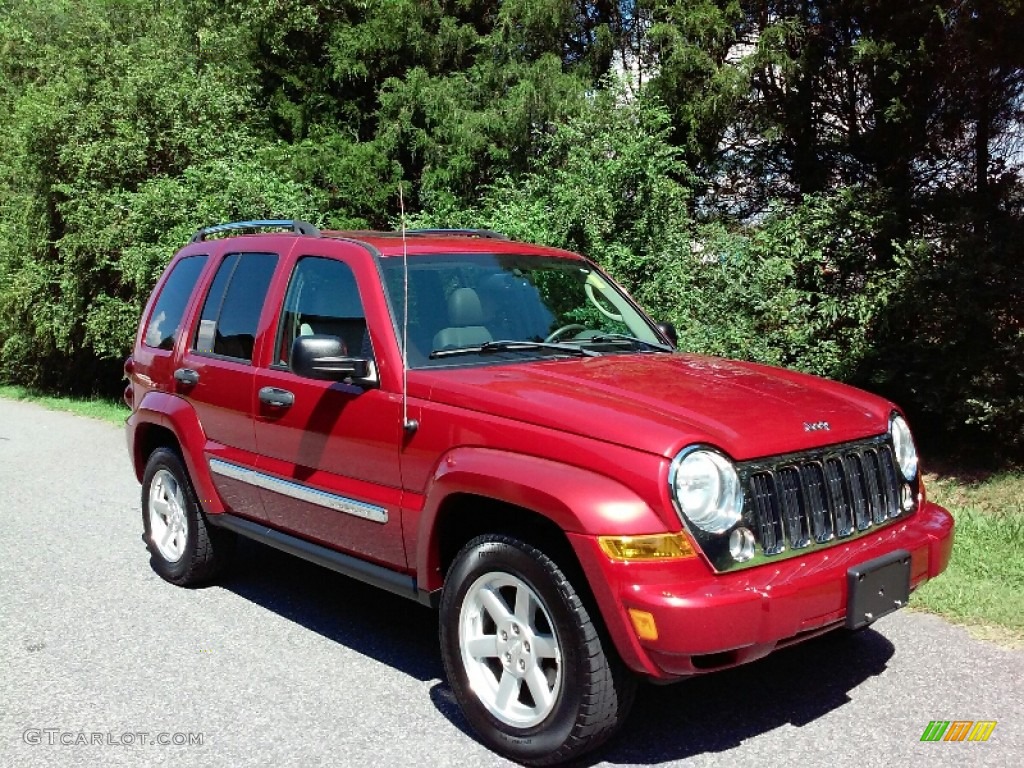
[291,335,372,382]
[655,322,678,348]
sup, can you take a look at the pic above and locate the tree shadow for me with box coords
[920,459,999,485]
[214,538,895,764]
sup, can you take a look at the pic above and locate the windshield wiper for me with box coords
[583,333,674,352]
[430,339,600,359]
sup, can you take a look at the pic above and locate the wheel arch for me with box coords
[431,494,582,594]
[128,391,224,514]
[415,448,666,594]
[412,448,668,678]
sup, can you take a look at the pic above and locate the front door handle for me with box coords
[259,386,295,408]
[174,368,199,387]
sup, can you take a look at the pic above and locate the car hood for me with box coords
[416,353,894,460]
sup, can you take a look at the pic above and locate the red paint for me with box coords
[126,229,955,681]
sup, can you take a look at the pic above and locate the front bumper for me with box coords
[570,500,954,680]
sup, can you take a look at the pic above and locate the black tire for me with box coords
[439,534,636,766]
[141,447,233,586]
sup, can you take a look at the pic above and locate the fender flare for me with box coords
[414,447,667,591]
[128,391,225,514]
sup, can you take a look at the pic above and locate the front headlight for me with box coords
[669,448,743,533]
[890,414,918,481]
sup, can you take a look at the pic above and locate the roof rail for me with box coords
[403,228,509,240]
[189,219,321,243]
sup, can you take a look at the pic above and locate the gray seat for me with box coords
[433,287,493,350]
[407,270,448,358]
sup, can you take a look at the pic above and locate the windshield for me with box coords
[379,253,667,367]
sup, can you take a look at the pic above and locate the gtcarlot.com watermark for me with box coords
[23,728,204,747]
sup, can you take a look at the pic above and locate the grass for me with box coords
[912,469,1024,647]
[0,384,128,425]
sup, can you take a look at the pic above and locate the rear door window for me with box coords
[194,253,278,362]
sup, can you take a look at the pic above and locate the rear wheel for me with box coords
[439,534,635,765]
[142,448,233,585]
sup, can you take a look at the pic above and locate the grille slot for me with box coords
[746,442,903,557]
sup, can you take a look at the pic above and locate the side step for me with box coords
[209,513,430,606]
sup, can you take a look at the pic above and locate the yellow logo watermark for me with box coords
[920,721,997,742]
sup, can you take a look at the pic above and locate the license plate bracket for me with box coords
[846,549,911,629]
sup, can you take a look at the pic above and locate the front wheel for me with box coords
[439,535,635,765]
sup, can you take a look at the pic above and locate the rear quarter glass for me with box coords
[143,255,208,350]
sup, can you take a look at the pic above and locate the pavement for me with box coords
[1,398,1021,767]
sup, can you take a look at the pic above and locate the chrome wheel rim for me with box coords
[148,469,188,563]
[458,571,562,728]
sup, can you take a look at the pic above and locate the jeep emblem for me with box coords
[804,421,831,432]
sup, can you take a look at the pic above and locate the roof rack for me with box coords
[403,228,509,240]
[189,219,321,243]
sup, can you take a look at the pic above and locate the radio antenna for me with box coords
[399,184,418,433]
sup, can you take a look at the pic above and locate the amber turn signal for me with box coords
[598,533,695,562]
[628,608,659,641]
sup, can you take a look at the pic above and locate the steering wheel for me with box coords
[585,282,623,321]
[544,323,587,343]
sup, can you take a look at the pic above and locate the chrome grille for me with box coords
[745,442,904,557]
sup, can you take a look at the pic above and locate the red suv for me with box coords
[125,220,954,765]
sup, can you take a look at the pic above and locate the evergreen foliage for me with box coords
[0,0,1021,461]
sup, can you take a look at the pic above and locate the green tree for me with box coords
[0,0,314,390]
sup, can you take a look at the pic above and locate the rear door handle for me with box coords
[173,368,199,387]
[258,386,295,408]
